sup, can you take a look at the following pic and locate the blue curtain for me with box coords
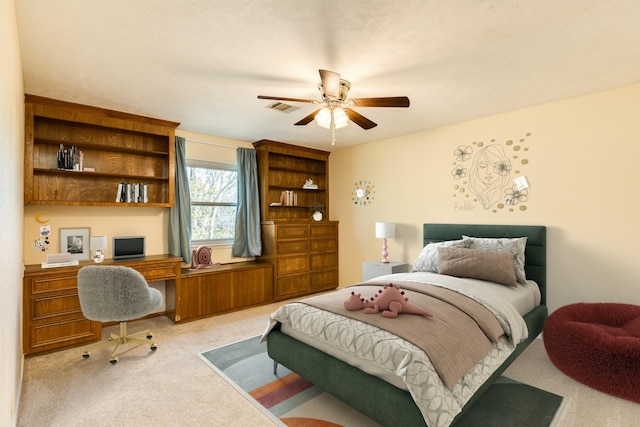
[232,148,262,257]
[169,136,192,264]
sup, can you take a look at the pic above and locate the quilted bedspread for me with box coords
[263,278,528,427]
[303,281,505,389]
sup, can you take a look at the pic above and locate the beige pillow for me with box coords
[412,239,470,273]
[462,235,527,284]
[437,247,517,287]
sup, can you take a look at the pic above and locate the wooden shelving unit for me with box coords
[253,140,338,299]
[24,95,179,207]
[253,139,329,221]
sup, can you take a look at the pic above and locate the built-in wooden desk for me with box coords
[23,254,182,355]
[23,255,277,354]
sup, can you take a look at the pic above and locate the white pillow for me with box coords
[462,235,527,284]
[412,239,469,273]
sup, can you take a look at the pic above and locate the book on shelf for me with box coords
[116,182,149,203]
[279,190,298,206]
[57,144,83,171]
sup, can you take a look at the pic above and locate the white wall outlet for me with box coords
[515,176,530,190]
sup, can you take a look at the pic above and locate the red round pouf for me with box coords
[543,302,640,403]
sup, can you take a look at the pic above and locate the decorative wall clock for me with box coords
[352,180,374,206]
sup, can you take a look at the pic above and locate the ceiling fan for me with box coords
[258,69,410,144]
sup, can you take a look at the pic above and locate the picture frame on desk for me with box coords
[60,227,90,261]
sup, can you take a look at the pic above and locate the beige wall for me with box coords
[330,82,640,314]
[1,0,25,424]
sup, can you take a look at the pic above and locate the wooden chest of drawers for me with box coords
[260,221,338,300]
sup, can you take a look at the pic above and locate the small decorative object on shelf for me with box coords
[303,178,318,189]
[57,144,83,171]
[90,236,107,263]
[311,201,324,221]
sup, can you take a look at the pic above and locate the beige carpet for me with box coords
[18,300,640,426]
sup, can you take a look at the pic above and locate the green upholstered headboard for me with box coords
[423,223,547,305]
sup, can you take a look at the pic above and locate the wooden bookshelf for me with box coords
[253,139,329,221]
[24,95,179,207]
[253,140,338,299]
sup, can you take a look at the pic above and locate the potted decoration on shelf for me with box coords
[310,201,324,221]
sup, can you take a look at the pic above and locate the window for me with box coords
[187,160,237,243]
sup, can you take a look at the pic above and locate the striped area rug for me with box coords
[198,335,564,427]
[199,335,381,426]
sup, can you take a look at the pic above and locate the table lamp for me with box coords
[375,222,395,264]
[90,236,107,263]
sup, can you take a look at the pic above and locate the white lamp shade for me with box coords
[90,236,107,250]
[332,107,349,129]
[314,107,332,128]
[375,222,395,239]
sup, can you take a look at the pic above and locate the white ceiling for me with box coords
[15,0,640,151]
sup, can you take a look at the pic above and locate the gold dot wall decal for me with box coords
[452,132,532,213]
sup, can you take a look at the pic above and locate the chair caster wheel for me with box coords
[109,358,118,365]
[82,352,90,359]
[150,345,157,351]
[146,334,153,339]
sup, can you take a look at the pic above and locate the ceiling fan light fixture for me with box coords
[314,106,349,129]
[257,69,409,142]
[333,107,349,129]
[314,107,332,128]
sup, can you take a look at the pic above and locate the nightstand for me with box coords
[362,261,410,281]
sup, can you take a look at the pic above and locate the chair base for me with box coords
[82,321,157,364]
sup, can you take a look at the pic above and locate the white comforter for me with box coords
[263,272,538,427]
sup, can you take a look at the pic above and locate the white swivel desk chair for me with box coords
[77,265,163,364]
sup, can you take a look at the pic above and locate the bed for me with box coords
[263,223,547,427]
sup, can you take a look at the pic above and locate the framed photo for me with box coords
[60,228,90,261]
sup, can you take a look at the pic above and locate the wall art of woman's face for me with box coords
[468,145,512,209]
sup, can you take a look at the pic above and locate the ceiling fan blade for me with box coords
[257,95,316,104]
[344,108,377,130]
[294,109,322,126]
[350,96,410,108]
[319,69,341,99]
